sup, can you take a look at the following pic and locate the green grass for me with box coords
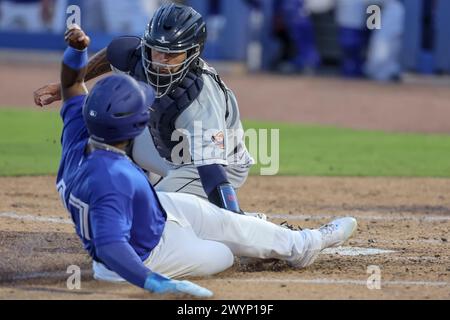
[0,109,62,176]
[244,121,450,177]
[1,108,450,177]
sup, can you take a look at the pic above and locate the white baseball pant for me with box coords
[94,192,323,281]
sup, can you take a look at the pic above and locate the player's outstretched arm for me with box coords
[96,242,213,298]
[61,24,90,102]
[35,45,110,106]
[35,34,142,106]
[144,272,214,298]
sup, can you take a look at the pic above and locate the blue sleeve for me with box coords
[96,242,151,288]
[197,164,228,195]
[60,95,89,152]
[107,36,142,72]
[89,191,133,247]
[90,175,151,288]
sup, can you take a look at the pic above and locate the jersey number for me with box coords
[69,194,91,240]
[57,179,91,241]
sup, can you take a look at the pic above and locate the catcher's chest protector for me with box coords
[129,52,228,162]
[148,68,204,161]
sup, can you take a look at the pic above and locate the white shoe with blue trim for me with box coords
[318,217,358,250]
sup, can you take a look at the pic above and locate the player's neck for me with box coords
[111,141,129,151]
[87,138,131,157]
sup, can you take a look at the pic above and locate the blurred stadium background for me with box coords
[1,0,450,177]
[0,0,449,77]
[1,1,450,300]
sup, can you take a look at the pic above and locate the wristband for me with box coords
[63,46,88,70]
[208,183,241,213]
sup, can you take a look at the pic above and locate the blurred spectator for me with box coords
[278,0,321,73]
[365,0,404,81]
[83,0,162,35]
[47,0,67,33]
[336,0,405,81]
[335,0,367,77]
[305,0,335,14]
[0,0,67,33]
[243,0,264,72]
[0,0,49,32]
[415,0,436,74]
[271,0,297,72]
[204,0,226,60]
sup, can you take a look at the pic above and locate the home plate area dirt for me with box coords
[0,176,449,299]
[1,62,449,299]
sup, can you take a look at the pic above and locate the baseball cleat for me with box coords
[279,221,302,231]
[286,217,357,269]
[244,211,268,221]
[317,217,357,250]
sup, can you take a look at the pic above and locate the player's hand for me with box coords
[144,272,213,298]
[33,82,61,107]
[64,24,90,50]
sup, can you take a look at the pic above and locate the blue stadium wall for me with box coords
[0,0,449,73]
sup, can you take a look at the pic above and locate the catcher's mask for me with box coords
[141,3,207,98]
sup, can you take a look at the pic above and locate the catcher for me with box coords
[35,3,259,217]
[55,25,357,298]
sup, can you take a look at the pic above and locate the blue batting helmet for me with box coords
[83,74,154,144]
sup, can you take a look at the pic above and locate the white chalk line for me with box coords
[321,246,396,256]
[4,271,74,282]
[5,271,448,289]
[1,212,447,250]
[352,238,448,245]
[214,278,449,287]
[0,212,72,224]
[2,270,91,283]
[2,211,449,226]
[269,214,450,222]
[0,212,443,251]
[1,212,448,249]
[1,213,447,289]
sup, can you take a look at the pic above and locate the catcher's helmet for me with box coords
[141,3,207,98]
[83,74,154,144]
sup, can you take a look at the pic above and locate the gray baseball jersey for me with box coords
[132,63,254,197]
[174,62,254,168]
[106,36,253,197]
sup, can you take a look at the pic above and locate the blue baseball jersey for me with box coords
[56,95,166,263]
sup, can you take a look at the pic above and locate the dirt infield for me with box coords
[0,57,449,299]
[0,176,449,299]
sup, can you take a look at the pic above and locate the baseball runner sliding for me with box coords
[36,4,261,218]
[52,11,357,298]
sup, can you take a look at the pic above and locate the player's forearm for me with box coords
[61,26,90,101]
[96,242,152,288]
[198,164,242,213]
[61,57,87,88]
[85,48,112,82]
[56,48,110,102]
[61,49,88,101]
